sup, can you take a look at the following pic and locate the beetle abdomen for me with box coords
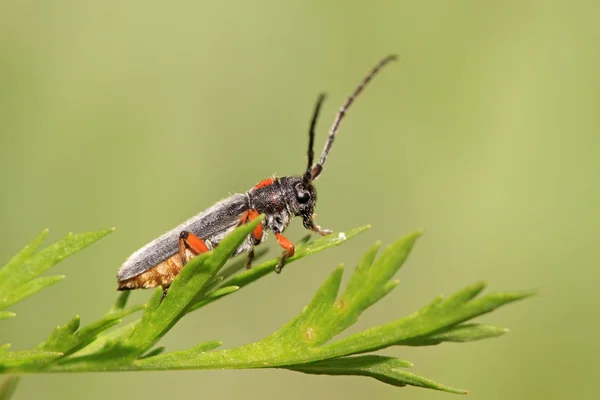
[117,248,195,290]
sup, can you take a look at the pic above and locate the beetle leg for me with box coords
[178,231,210,267]
[239,209,263,268]
[246,248,255,269]
[275,233,295,273]
[161,231,211,301]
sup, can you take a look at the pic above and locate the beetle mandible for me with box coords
[117,55,397,297]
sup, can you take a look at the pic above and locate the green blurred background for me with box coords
[1,1,598,399]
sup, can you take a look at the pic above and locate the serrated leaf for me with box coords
[0,230,48,293]
[134,228,532,391]
[68,321,137,358]
[0,229,113,310]
[287,355,467,394]
[0,226,532,396]
[279,231,420,347]
[320,285,533,358]
[39,305,143,356]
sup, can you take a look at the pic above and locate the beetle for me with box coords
[117,55,397,296]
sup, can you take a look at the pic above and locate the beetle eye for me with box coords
[296,189,310,204]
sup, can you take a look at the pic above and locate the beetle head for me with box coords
[281,176,317,229]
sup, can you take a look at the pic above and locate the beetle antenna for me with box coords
[311,54,398,180]
[304,93,326,185]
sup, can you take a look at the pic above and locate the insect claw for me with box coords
[275,260,284,274]
[310,222,332,236]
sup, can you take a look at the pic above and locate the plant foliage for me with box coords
[0,221,533,397]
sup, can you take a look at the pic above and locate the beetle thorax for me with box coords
[248,176,317,234]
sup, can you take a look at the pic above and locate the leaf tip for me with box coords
[1,311,16,319]
[524,288,540,298]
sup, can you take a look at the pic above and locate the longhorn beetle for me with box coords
[117,55,397,297]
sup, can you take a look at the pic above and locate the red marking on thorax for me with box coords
[254,178,275,190]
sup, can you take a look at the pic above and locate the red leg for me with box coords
[275,233,295,273]
[161,231,210,303]
[178,231,209,266]
[239,209,263,242]
[238,209,263,268]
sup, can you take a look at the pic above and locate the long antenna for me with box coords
[311,54,397,180]
[304,93,327,184]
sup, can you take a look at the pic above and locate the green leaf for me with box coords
[288,230,421,347]
[204,285,239,300]
[207,247,270,290]
[0,228,114,313]
[0,230,49,290]
[38,305,143,357]
[398,323,509,346]
[131,229,530,380]
[287,355,467,394]
[224,226,371,292]
[140,347,167,359]
[0,226,533,396]
[107,291,131,315]
[0,350,63,372]
[320,285,533,358]
[1,276,65,309]
[67,321,138,359]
